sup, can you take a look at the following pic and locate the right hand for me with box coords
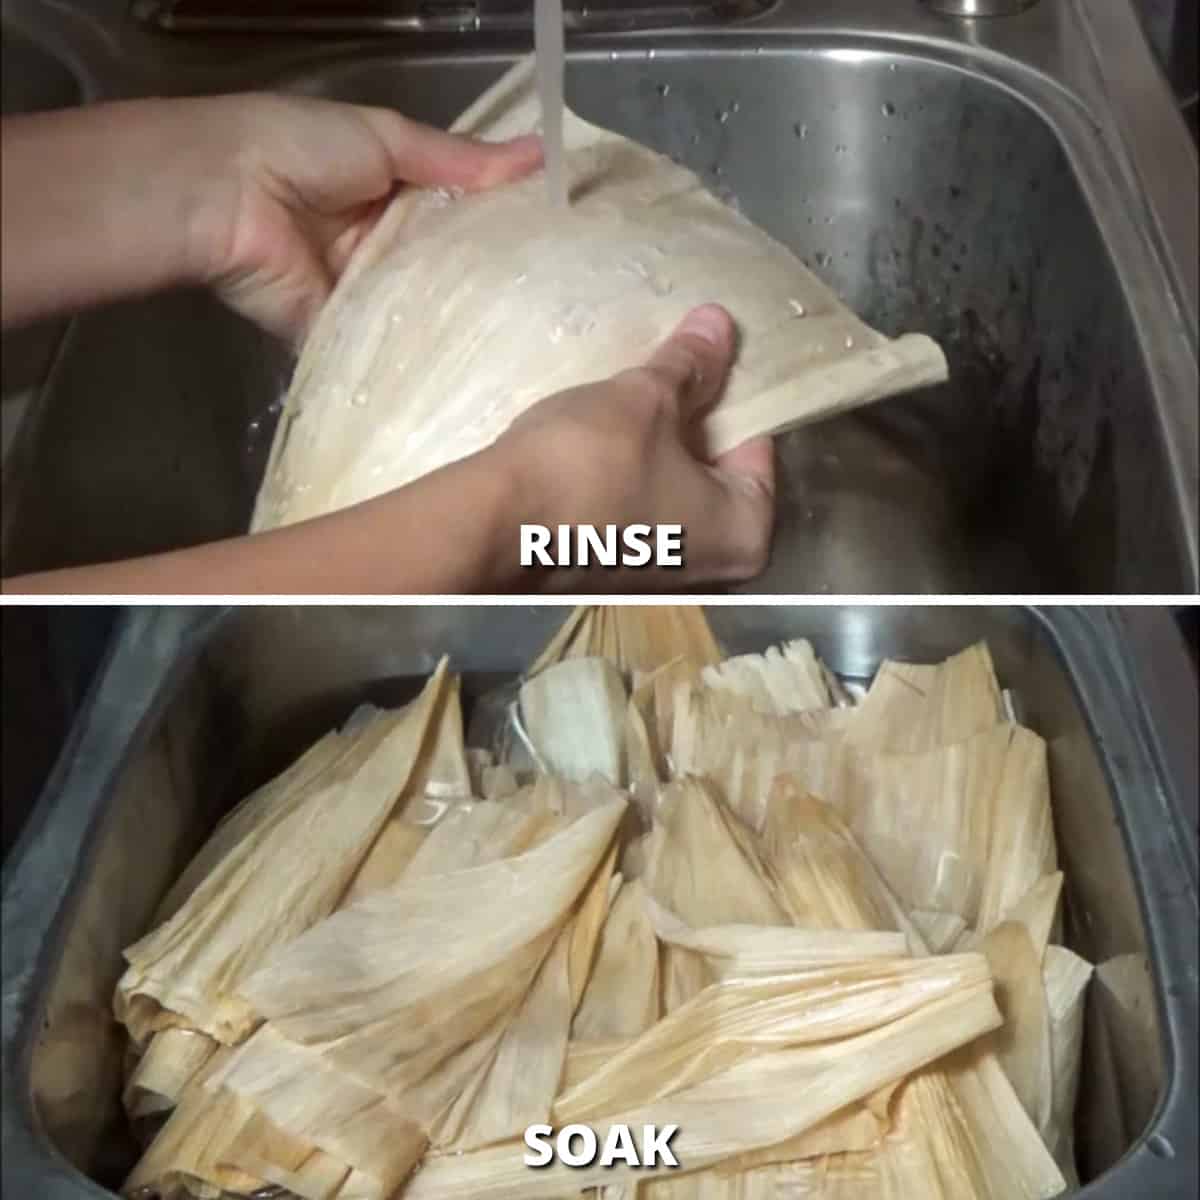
[486,304,776,590]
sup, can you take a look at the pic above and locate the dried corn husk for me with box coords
[573,879,661,1038]
[401,979,1001,1199]
[253,59,946,532]
[123,1028,218,1121]
[519,657,628,785]
[1043,945,1094,1183]
[699,639,832,716]
[843,643,1005,753]
[115,662,456,1047]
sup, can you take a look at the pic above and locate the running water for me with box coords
[534,0,568,209]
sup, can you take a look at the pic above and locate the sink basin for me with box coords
[2,606,1196,1197]
[0,8,1194,591]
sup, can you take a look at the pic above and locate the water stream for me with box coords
[534,0,568,208]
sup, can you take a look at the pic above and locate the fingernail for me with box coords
[680,304,733,346]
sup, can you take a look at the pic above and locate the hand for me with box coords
[186,94,543,341]
[487,304,776,590]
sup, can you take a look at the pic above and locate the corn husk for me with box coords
[152,729,347,924]
[910,910,968,954]
[220,1112,352,1200]
[519,657,628,785]
[1043,945,1094,1183]
[446,922,575,1150]
[574,879,661,1038]
[669,682,850,832]
[236,798,625,1093]
[530,605,721,676]
[957,872,1063,956]
[977,921,1053,1136]
[757,778,1066,1200]
[838,724,1056,929]
[843,643,1006,754]
[343,818,430,904]
[644,895,907,980]
[760,780,920,949]
[115,662,456,1047]
[699,639,832,715]
[252,58,946,533]
[209,1026,425,1199]
[555,953,993,1123]
[124,1048,267,1197]
[123,1028,219,1121]
[401,979,1001,1199]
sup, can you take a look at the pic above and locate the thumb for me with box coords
[701,436,776,581]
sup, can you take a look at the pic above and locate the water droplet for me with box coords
[657,82,670,98]
[844,335,855,349]
[351,389,369,408]
[690,132,701,145]
[815,251,831,268]
[882,101,896,116]
[730,100,740,114]
[514,272,529,285]
[789,299,807,317]
[647,48,656,59]
[793,122,808,139]
[717,109,730,124]
[834,143,847,154]
[609,50,618,61]
[888,62,897,72]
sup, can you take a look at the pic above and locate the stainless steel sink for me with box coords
[0,0,1195,592]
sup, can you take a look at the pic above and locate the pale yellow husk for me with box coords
[115,661,457,1047]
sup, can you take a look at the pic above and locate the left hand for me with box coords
[183,93,543,341]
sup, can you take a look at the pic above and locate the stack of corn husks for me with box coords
[115,607,1090,1200]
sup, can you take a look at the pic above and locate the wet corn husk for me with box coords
[1043,945,1094,1184]
[842,643,1006,754]
[123,624,1084,1200]
[528,606,722,677]
[669,682,850,832]
[115,662,457,1048]
[573,879,661,1039]
[554,953,994,1123]
[123,1029,219,1122]
[252,59,946,533]
[402,980,1001,1199]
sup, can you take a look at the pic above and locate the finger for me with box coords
[712,435,776,501]
[359,108,544,191]
[640,304,738,421]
